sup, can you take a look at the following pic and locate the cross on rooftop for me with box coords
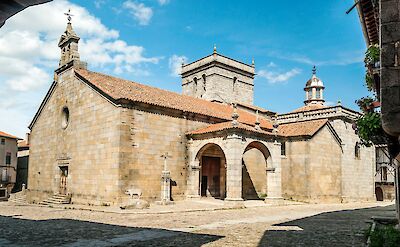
[64,8,73,23]
[312,65,316,75]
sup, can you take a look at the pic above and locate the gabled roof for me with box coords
[75,69,273,129]
[0,131,21,140]
[278,119,329,137]
[187,121,274,136]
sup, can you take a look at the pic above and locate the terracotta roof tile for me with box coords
[278,119,328,137]
[291,104,327,113]
[75,69,273,130]
[0,131,20,140]
[18,140,29,148]
[187,121,274,136]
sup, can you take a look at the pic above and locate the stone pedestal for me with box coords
[156,170,174,205]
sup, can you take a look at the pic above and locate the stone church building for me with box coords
[27,21,375,205]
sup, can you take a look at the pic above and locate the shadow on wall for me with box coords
[0,216,223,246]
[257,205,396,247]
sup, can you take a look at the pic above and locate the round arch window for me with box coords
[61,107,70,129]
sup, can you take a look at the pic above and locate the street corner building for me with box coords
[27,21,376,206]
[0,131,21,200]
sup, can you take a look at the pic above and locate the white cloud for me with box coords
[0,0,160,92]
[123,1,153,25]
[168,55,188,77]
[94,0,106,9]
[269,51,364,66]
[267,62,277,67]
[258,68,301,84]
[158,0,170,5]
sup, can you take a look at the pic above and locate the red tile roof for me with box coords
[18,140,29,148]
[0,131,20,140]
[278,119,328,137]
[75,69,273,130]
[291,104,327,113]
[187,121,274,136]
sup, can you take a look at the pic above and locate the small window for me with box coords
[5,152,11,165]
[61,107,70,129]
[0,139,4,145]
[281,142,286,156]
[382,167,388,181]
[355,142,361,159]
[316,89,321,99]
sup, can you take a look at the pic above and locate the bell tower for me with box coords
[56,9,86,74]
[304,66,325,105]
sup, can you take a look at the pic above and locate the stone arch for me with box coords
[242,141,271,200]
[195,143,227,199]
[375,186,384,201]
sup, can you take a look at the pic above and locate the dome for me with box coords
[305,74,324,88]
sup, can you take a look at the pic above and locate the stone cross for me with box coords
[161,152,172,171]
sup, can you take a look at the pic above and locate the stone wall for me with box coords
[118,107,210,202]
[281,126,342,203]
[28,68,123,205]
[242,148,268,199]
[330,119,375,202]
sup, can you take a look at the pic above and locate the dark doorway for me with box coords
[201,156,221,198]
[59,166,68,195]
[375,187,384,201]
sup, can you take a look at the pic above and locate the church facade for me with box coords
[27,22,375,205]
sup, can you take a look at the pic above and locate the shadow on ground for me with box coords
[258,204,396,247]
[0,215,223,247]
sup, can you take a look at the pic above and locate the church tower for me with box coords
[304,66,325,105]
[181,47,255,105]
[55,9,86,75]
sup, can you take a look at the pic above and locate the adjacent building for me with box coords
[0,131,20,200]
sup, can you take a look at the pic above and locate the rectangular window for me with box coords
[0,139,4,145]
[281,142,286,156]
[316,89,320,98]
[382,167,388,181]
[5,152,11,165]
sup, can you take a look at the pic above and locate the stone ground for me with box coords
[0,200,395,247]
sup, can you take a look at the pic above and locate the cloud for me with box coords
[123,1,153,25]
[158,0,170,5]
[94,0,106,9]
[258,68,301,84]
[0,0,160,92]
[169,55,188,77]
[267,62,276,67]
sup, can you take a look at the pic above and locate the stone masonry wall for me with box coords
[330,119,375,202]
[118,108,209,202]
[28,68,123,205]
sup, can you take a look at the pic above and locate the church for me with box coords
[27,20,375,206]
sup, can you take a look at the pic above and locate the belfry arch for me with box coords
[242,141,271,200]
[195,143,227,199]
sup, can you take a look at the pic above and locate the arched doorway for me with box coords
[196,143,226,199]
[242,141,271,200]
[375,187,384,201]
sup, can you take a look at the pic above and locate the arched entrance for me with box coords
[375,187,384,201]
[196,143,226,199]
[242,141,271,200]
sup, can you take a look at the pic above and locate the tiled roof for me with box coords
[75,69,273,130]
[278,119,328,137]
[0,131,20,139]
[291,104,327,113]
[236,102,276,115]
[187,121,274,136]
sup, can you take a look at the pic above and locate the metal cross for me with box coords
[64,9,73,23]
[161,152,172,171]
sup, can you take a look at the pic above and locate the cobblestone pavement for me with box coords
[0,201,395,246]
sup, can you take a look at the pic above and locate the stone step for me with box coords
[39,194,71,205]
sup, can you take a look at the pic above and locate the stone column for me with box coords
[186,159,201,199]
[225,134,244,202]
[265,141,283,205]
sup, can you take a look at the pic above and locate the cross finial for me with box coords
[64,8,74,23]
[213,44,217,54]
[312,65,316,75]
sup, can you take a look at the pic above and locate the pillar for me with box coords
[225,134,244,201]
[186,159,201,199]
[265,141,283,204]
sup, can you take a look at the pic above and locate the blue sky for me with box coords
[0,0,371,137]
